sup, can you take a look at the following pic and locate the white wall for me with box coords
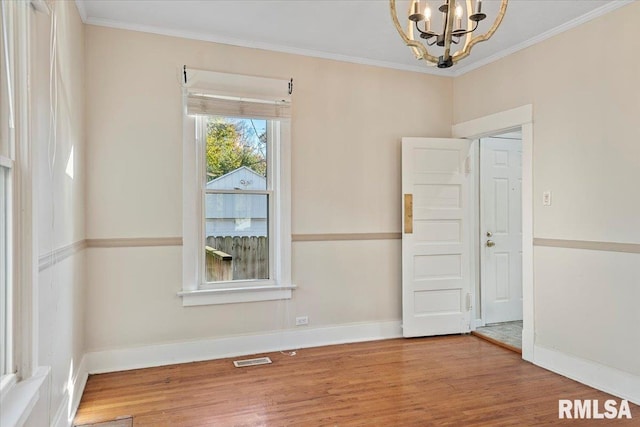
[454,1,640,380]
[84,26,452,352]
[25,1,87,425]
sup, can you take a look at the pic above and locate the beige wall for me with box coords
[84,26,452,351]
[27,1,87,425]
[455,2,640,243]
[455,2,640,375]
[83,0,639,381]
[7,1,637,422]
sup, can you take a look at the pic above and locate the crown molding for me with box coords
[82,16,453,77]
[74,0,88,22]
[74,0,632,78]
[453,0,634,76]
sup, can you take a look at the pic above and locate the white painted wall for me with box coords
[84,26,452,352]
[24,2,87,426]
[454,2,640,379]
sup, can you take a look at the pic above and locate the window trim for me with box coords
[0,0,17,395]
[180,84,294,306]
[0,161,13,383]
[1,2,39,423]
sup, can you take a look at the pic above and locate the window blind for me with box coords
[187,94,290,120]
[183,67,291,120]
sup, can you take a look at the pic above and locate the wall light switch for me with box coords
[543,191,552,206]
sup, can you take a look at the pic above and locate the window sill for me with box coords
[0,367,50,427]
[178,284,295,306]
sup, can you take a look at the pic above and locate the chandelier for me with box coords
[390,0,508,68]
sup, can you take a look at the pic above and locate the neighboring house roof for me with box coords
[206,166,266,191]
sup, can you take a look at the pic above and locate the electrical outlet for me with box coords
[295,316,309,326]
[543,191,552,206]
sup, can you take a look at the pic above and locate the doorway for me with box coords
[450,104,534,362]
[400,105,533,359]
[474,130,523,352]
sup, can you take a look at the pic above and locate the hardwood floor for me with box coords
[75,336,637,426]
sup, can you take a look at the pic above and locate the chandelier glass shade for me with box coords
[390,0,508,68]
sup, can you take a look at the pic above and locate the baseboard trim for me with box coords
[86,320,402,374]
[534,345,640,405]
[51,392,69,427]
[71,355,89,424]
[51,355,89,427]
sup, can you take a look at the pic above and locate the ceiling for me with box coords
[75,0,630,76]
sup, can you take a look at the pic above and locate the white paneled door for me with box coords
[402,138,472,337]
[480,137,523,324]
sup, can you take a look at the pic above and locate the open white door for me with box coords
[402,137,472,337]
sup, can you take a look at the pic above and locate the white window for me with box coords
[0,161,11,387]
[180,69,294,306]
[0,0,15,391]
[1,3,44,424]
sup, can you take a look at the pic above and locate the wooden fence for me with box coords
[205,246,233,282]
[205,236,268,281]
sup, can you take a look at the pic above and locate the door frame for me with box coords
[452,105,534,362]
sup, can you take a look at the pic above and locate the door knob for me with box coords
[486,240,496,247]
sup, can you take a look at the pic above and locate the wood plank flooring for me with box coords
[75,336,638,426]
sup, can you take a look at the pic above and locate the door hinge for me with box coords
[466,293,472,311]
